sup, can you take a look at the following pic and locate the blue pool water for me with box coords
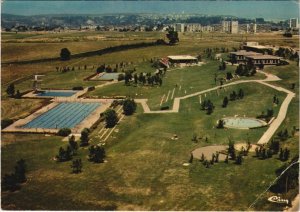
[99,73,121,80]
[36,90,77,97]
[223,117,266,129]
[22,102,101,129]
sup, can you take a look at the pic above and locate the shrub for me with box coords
[1,119,14,129]
[87,86,95,91]
[57,128,71,137]
[161,106,169,110]
[72,86,84,90]
[118,73,125,81]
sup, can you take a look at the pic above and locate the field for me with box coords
[1,30,299,210]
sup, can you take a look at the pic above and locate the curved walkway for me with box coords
[135,70,295,145]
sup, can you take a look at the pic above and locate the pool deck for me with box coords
[2,99,114,134]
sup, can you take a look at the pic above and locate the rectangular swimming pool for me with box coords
[22,102,101,129]
[99,73,121,80]
[36,90,77,97]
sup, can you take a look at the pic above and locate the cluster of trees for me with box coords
[166,28,179,45]
[96,64,114,73]
[125,71,164,87]
[1,118,14,129]
[235,64,257,76]
[226,140,251,165]
[229,89,244,101]
[275,47,298,61]
[6,83,21,98]
[255,146,274,160]
[198,152,221,168]
[200,99,215,114]
[279,148,290,161]
[56,136,78,162]
[88,145,106,163]
[277,129,290,141]
[221,89,244,108]
[2,159,27,191]
[55,66,80,73]
[270,156,298,193]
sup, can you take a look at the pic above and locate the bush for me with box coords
[72,86,84,90]
[104,109,119,128]
[118,73,125,81]
[123,99,137,115]
[1,119,14,129]
[160,106,169,110]
[87,86,95,91]
[57,128,71,137]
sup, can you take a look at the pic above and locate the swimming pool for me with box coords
[22,102,101,129]
[223,117,267,129]
[99,73,121,80]
[36,90,77,97]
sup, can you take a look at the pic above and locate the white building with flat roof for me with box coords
[175,23,185,32]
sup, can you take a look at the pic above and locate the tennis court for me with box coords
[22,102,101,129]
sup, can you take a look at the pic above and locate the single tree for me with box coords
[6,83,15,97]
[80,128,90,147]
[60,48,71,61]
[123,99,137,115]
[189,153,194,163]
[222,96,229,108]
[104,109,119,128]
[14,159,26,183]
[71,159,82,174]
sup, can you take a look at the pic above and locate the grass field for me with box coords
[1,31,299,210]
[89,60,264,110]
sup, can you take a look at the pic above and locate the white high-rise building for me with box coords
[230,21,239,34]
[222,20,238,33]
[289,18,299,29]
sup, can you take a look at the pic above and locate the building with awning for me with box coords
[167,55,198,67]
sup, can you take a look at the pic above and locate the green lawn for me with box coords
[1,31,298,211]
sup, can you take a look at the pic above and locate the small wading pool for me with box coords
[36,90,77,97]
[222,117,267,129]
[99,73,121,80]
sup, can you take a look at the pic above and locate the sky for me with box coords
[1,1,299,20]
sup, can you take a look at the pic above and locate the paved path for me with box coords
[135,71,295,146]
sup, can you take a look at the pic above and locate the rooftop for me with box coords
[245,55,281,60]
[230,51,261,56]
[167,55,197,60]
[244,45,274,50]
